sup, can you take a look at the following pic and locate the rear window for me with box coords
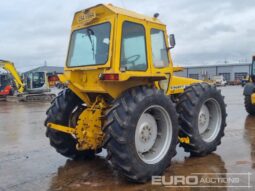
[67,22,111,67]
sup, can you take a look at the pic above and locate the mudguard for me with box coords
[243,82,255,96]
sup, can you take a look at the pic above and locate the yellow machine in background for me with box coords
[45,4,227,182]
[243,55,255,115]
[0,60,25,93]
[0,59,56,101]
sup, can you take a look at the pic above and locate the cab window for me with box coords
[67,22,111,67]
[150,29,169,68]
[120,21,147,71]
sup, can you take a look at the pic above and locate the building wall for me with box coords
[232,65,250,80]
[175,63,251,81]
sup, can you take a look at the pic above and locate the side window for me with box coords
[150,29,169,68]
[120,22,147,71]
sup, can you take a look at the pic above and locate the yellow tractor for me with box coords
[45,4,227,182]
[243,56,255,115]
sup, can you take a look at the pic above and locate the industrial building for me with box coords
[176,63,251,82]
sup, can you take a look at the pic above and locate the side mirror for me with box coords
[169,34,176,49]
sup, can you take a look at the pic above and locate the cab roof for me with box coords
[77,4,165,25]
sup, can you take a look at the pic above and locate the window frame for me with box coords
[150,28,170,68]
[66,21,111,68]
[119,21,148,72]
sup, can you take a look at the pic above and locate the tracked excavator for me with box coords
[0,59,56,102]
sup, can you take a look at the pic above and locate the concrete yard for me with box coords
[0,86,254,191]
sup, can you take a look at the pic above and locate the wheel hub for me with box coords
[198,99,222,142]
[135,105,173,164]
[75,108,104,150]
[198,104,210,134]
[140,124,153,143]
[136,113,157,153]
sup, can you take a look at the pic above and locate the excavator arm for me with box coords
[0,60,25,93]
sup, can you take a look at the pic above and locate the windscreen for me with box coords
[67,22,111,67]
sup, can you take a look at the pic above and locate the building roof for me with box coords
[23,66,64,74]
[181,62,251,69]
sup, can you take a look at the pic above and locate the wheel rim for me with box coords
[135,105,172,164]
[198,98,222,142]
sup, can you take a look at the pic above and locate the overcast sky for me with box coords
[0,0,255,72]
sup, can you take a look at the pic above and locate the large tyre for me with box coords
[45,89,94,159]
[103,86,179,182]
[244,95,255,115]
[177,83,227,156]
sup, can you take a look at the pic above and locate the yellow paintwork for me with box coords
[47,123,75,134]
[173,66,184,72]
[48,4,204,150]
[60,4,201,101]
[58,74,93,105]
[178,136,190,144]
[75,105,104,150]
[168,76,201,94]
[251,93,255,104]
[0,60,25,93]
[48,96,107,150]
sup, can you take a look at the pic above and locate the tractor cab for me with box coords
[251,56,255,82]
[61,4,199,100]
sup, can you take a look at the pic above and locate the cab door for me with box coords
[147,23,173,93]
[117,17,149,72]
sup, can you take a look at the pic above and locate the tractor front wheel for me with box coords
[45,89,94,159]
[103,86,179,182]
[177,83,227,156]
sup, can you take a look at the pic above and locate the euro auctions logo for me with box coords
[152,175,199,186]
[152,173,252,188]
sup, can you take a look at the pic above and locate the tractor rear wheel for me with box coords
[244,95,255,115]
[45,89,94,159]
[177,83,227,156]
[103,86,179,182]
